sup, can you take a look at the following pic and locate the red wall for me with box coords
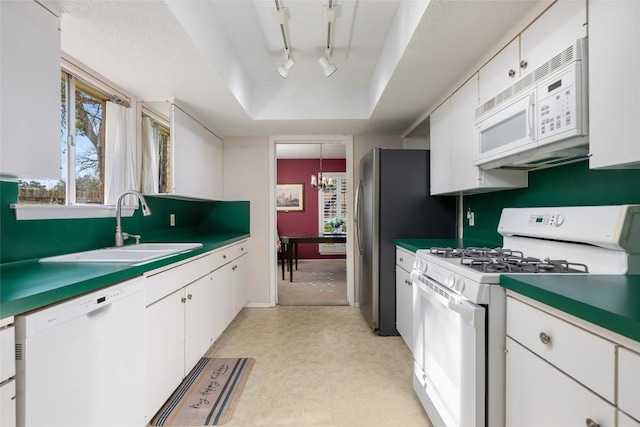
[277,158,346,259]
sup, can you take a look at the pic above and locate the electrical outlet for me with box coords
[170,213,176,227]
[466,209,475,227]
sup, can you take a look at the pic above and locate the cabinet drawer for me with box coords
[395,247,415,272]
[619,347,640,421]
[145,252,214,306]
[0,325,15,382]
[209,240,248,271]
[506,297,616,402]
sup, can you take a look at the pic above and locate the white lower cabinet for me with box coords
[506,337,615,427]
[506,293,640,427]
[0,318,15,427]
[395,247,415,352]
[145,289,185,421]
[233,253,248,317]
[144,240,249,422]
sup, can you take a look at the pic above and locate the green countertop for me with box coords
[0,232,250,319]
[501,274,640,342]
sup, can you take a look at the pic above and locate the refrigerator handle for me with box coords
[354,179,364,255]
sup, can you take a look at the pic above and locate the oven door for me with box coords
[412,273,486,427]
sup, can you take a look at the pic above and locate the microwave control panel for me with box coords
[537,64,582,142]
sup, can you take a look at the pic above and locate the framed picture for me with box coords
[276,183,304,212]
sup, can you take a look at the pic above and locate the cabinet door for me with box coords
[450,74,481,192]
[588,0,640,169]
[0,1,60,179]
[146,290,185,421]
[429,99,452,195]
[506,337,616,427]
[212,263,234,342]
[395,266,413,352]
[619,410,640,427]
[0,380,16,427]
[184,274,217,371]
[478,38,520,105]
[618,347,640,422]
[520,0,587,74]
[233,253,248,317]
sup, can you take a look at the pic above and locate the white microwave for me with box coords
[473,38,589,170]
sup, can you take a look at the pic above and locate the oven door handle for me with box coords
[413,273,485,328]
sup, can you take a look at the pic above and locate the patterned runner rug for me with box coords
[151,357,254,426]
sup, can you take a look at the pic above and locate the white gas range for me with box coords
[411,205,640,427]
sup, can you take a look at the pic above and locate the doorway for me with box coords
[269,136,354,307]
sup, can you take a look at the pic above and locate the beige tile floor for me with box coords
[205,306,433,427]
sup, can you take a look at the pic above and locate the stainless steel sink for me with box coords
[39,243,203,263]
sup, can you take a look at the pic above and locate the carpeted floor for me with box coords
[278,259,347,306]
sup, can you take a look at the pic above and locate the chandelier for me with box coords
[311,144,336,192]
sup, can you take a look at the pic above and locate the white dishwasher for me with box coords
[15,277,146,427]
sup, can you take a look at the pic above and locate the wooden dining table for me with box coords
[280,233,347,282]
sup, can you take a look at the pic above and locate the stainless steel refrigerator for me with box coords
[355,148,456,335]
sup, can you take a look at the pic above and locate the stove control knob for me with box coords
[555,214,565,226]
[455,277,466,293]
[446,274,455,289]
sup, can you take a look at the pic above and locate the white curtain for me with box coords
[104,101,138,205]
[141,116,159,194]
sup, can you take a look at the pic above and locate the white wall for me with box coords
[222,136,271,305]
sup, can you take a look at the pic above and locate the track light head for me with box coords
[278,57,295,79]
[318,56,337,78]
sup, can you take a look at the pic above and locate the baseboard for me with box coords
[244,302,274,308]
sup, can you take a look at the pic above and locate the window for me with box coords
[18,67,114,205]
[318,173,347,254]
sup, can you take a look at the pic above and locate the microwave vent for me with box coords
[476,38,587,120]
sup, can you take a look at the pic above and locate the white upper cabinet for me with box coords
[479,39,520,105]
[429,100,452,195]
[0,1,60,179]
[519,0,587,74]
[430,74,527,195]
[588,0,640,169]
[478,0,587,105]
[171,104,223,199]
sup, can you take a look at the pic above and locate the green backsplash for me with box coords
[463,161,640,246]
[0,181,250,263]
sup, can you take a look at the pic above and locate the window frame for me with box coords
[12,55,137,220]
[317,172,347,254]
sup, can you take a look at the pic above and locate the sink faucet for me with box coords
[115,190,152,247]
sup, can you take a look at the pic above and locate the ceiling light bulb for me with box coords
[277,57,295,79]
[318,56,337,78]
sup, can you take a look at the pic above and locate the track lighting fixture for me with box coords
[319,1,338,78]
[318,55,337,78]
[278,56,295,79]
[273,1,295,79]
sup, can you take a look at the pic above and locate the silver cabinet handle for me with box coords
[187,294,193,300]
[181,297,186,303]
[539,332,551,345]
[585,418,600,427]
[223,254,227,259]
[520,59,528,69]
[399,257,403,262]
[508,69,516,77]
[405,279,412,286]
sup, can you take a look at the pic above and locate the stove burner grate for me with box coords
[455,249,590,274]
